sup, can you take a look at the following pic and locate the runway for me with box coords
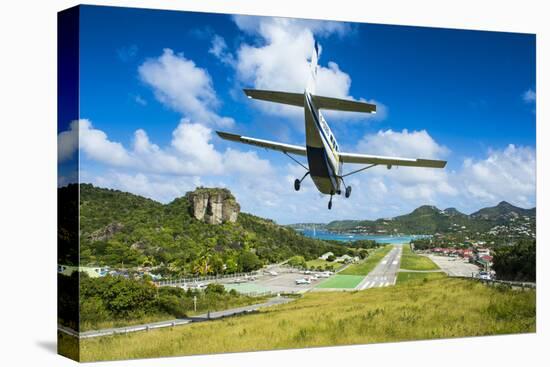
[356,245,402,290]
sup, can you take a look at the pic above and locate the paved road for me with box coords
[60,296,294,339]
[356,246,402,290]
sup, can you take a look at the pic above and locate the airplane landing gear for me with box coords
[345,185,352,198]
[294,171,310,191]
[339,176,352,198]
[328,194,333,210]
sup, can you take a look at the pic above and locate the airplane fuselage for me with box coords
[304,92,343,195]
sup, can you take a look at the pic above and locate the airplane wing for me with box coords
[339,152,447,168]
[216,131,307,156]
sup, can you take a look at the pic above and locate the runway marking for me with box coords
[381,260,387,264]
[392,260,398,265]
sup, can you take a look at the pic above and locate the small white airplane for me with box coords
[295,278,312,285]
[217,42,447,209]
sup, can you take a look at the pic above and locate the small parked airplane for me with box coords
[295,278,312,285]
[217,42,447,209]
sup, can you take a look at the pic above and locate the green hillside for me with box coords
[471,201,536,221]
[324,201,535,236]
[73,184,348,277]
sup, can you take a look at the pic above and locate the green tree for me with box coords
[493,239,535,282]
[287,255,307,268]
[238,251,262,272]
[210,254,224,274]
[225,257,238,274]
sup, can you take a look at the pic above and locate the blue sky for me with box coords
[59,5,536,224]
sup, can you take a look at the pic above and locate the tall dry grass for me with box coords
[80,278,535,361]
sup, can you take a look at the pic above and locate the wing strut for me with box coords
[340,163,378,178]
[284,151,309,171]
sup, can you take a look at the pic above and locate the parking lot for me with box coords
[426,255,480,277]
[219,266,322,294]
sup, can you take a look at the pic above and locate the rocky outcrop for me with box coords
[187,188,240,225]
[89,222,124,242]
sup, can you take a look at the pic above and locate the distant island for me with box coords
[289,201,535,243]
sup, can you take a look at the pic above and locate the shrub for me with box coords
[158,295,187,318]
[205,283,226,295]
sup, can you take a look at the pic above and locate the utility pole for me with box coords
[193,295,197,313]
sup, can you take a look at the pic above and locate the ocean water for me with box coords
[299,229,427,244]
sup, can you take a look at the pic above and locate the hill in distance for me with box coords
[293,201,535,235]
[471,201,536,220]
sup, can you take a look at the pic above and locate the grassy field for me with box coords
[339,245,393,275]
[397,271,447,284]
[80,278,535,361]
[306,259,343,270]
[400,245,440,271]
[316,274,364,289]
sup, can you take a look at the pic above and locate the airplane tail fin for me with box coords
[306,41,320,94]
[243,40,376,114]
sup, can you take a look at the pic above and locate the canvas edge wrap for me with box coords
[57,5,81,362]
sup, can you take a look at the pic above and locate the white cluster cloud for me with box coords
[357,129,449,159]
[79,119,134,166]
[58,120,79,162]
[233,16,350,39]
[460,144,536,207]
[352,129,456,206]
[72,119,272,179]
[229,16,384,122]
[138,49,234,127]
[208,35,235,66]
[88,171,201,204]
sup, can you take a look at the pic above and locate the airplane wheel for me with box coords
[294,179,301,191]
[328,200,332,210]
[345,186,352,198]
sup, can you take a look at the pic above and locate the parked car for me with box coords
[478,271,492,280]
